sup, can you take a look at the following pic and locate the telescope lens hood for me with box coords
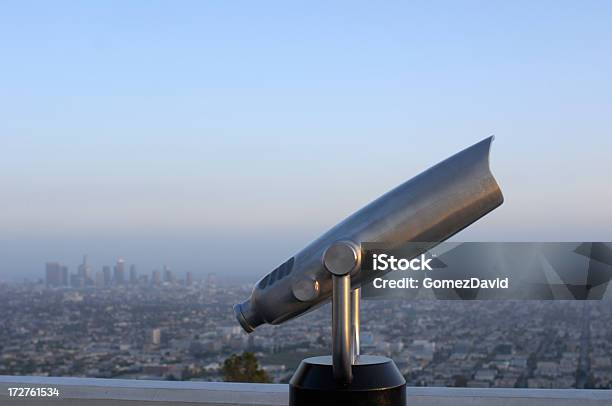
[233,300,263,333]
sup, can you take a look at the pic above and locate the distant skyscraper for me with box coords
[163,265,173,284]
[102,266,111,286]
[95,271,105,288]
[185,271,193,286]
[61,265,69,286]
[129,264,138,284]
[78,255,93,286]
[45,262,62,288]
[70,273,84,289]
[152,269,161,285]
[114,258,125,285]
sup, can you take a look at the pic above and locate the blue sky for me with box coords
[1,1,611,280]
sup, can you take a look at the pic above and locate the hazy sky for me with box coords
[1,1,611,281]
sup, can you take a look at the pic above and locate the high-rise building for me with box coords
[102,266,111,286]
[129,264,138,284]
[163,265,173,284]
[45,262,62,288]
[78,255,93,286]
[95,271,105,288]
[152,270,161,285]
[61,265,69,286]
[70,273,85,289]
[185,271,193,286]
[114,258,125,285]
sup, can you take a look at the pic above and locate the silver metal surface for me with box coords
[322,241,361,276]
[331,273,352,384]
[234,136,504,333]
[291,278,320,302]
[323,241,360,384]
[351,288,360,363]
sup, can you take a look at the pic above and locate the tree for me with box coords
[221,351,271,383]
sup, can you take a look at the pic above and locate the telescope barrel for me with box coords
[234,136,504,333]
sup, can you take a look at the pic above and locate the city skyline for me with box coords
[43,254,206,288]
[2,2,611,279]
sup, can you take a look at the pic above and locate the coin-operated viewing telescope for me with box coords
[234,137,504,406]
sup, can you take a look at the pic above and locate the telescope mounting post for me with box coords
[351,287,360,362]
[322,241,361,385]
[289,238,407,405]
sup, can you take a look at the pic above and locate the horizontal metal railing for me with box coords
[1,375,611,405]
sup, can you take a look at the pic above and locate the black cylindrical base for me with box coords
[289,355,406,406]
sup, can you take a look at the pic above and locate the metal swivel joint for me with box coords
[322,240,362,385]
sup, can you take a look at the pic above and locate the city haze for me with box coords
[2,2,611,280]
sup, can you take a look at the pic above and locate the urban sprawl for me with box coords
[0,257,611,389]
